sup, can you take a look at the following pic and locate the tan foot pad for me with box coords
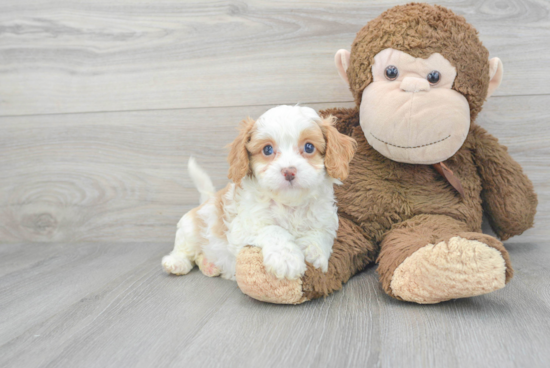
[196,254,221,277]
[236,247,307,304]
[390,236,507,304]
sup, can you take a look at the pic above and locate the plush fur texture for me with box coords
[163,105,356,281]
[235,4,537,304]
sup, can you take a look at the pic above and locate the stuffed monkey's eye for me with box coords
[427,70,441,85]
[304,142,315,154]
[385,65,399,80]
[263,145,274,156]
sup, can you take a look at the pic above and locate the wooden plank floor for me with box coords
[0,241,549,368]
[1,0,549,367]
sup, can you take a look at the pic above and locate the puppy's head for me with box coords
[228,105,356,192]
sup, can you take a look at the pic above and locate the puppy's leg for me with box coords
[296,231,334,273]
[162,210,203,275]
[256,225,306,280]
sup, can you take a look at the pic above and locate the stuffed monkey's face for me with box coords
[360,48,471,164]
[351,48,474,164]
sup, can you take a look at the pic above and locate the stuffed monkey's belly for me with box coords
[339,139,483,233]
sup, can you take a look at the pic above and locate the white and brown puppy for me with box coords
[162,105,356,280]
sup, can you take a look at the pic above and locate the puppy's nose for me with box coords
[281,167,297,182]
[400,77,430,93]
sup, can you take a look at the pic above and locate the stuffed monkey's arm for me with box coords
[472,125,538,240]
[235,216,377,303]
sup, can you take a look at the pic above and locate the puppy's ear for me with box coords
[227,117,255,184]
[320,116,357,181]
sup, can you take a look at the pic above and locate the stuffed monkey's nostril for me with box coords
[282,167,297,182]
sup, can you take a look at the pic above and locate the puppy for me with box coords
[162,105,356,280]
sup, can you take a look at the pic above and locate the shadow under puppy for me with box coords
[162,105,356,280]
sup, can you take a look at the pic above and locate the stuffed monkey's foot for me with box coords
[196,254,221,277]
[389,235,510,304]
[236,247,307,304]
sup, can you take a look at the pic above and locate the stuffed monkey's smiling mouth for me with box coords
[369,132,451,149]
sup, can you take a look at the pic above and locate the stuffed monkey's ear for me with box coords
[335,49,351,86]
[320,116,357,182]
[487,57,503,98]
[227,118,254,184]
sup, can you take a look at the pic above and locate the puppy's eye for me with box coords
[385,65,399,81]
[304,142,315,154]
[427,70,440,85]
[263,145,274,156]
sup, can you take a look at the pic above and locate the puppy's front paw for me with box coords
[162,254,193,275]
[303,246,329,273]
[262,243,306,280]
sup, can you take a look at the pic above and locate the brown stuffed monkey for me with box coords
[234,3,538,304]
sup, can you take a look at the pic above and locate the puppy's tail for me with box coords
[188,157,215,204]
